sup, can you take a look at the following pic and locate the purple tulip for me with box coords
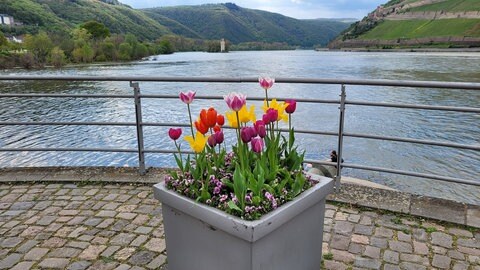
[168,128,182,141]
[179,91,196,104]
[266,108,278,123]
[241,127,252,143]
[251,137,264,153]
[214,130,224,144]
[262,113,271,125]
[224,92,247,112]
[208,135,217,147]
[254,120,266,138]
[285,99,297,114]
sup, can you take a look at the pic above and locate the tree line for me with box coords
[0,20,175,69]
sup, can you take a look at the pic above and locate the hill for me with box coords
[143,3,350,47]
[0,0,170,40]
[330,0,480,49]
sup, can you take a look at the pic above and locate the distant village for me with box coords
[0,13,23,43]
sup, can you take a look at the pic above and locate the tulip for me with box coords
[208,135,217,147]
[225,111,239,128]
[214,130,224,144]
[238,105,256,124]
[213,125,221,133]
[251,137,264,153]
[285,99,296,114]
[254,120,266,138]
[224,92,246,112]
[185,132,207,153]
[179,91,196,104]
[217,114,225,126]
[241,127,253,143]
[259,77,275,90]
[262,113,271,125]
[194,118,209,134]
[265,108,278,123]
[206,107,217,127]
[263,99,288,122]
[168,128,182,141]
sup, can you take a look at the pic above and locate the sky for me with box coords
[119,0,386,20]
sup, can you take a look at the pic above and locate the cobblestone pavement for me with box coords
[0,183,478,270]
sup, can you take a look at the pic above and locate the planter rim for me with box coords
[154,173,334,242]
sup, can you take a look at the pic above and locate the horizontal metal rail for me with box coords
[0,94,133,98]
[0,121,136,126]
[0,147,137,153]
[1,75,480,90]
[347,101,480,113]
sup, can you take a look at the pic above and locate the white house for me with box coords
[0,14,14,25]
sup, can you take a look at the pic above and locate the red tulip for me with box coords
[206,108,217,127]
[285,99,296,114]
[213,125,221,133]
[179,91,196,104]
[168,128,182,140]
[217,114,225,126]
[194,119,209,134]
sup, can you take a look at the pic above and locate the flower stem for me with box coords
[265,89,269,107]
[187,104,195,139]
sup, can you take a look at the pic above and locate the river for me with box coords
[0,50,479,204]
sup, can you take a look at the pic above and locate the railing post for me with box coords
[335,84,346,191]
[131,81,146,175]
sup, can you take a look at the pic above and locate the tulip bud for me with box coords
[251,137,264,153]
[206,107,217,128]
[262,113,271,125]
[217,114,225,126]
[194,119,209,134]
[168,128,182,141]
[179,91,196,104]
[241,127,252,143]
[266,108,278,123]
[285,99,297,114]
[259,77,275,90]
[213,125,221,133]
[214,131,224,144]
[254,120,266,138]
[208,135,217,147]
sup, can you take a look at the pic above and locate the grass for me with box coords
[359,19,480,39]
[323,253,333,260]
[409,0,480,12]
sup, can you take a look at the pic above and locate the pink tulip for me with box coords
[251,137,264,153]
[259,77,275,90]
[285,99,297,114]
[168,128,182,141]
[214,130,224,144]
[224,92,246,112]
[179,91,196,104]
[265,108,278,123]
[254,120,266,138]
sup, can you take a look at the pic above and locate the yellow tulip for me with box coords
[262,99,288,122]
[184,132,207,153]
[225,110,239,128]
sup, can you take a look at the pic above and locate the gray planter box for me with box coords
[153,174,334,270]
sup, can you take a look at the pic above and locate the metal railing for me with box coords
[0,75,479,190]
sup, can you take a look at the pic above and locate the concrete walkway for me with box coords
[0,182,479,270]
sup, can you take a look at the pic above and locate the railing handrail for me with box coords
[1,75,480,90]
[0,76,479,189]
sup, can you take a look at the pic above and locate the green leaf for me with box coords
[233,165,246,211]
[227,200,242,213]
[292,172,306,197]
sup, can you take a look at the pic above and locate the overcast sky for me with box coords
[120,0,386,19]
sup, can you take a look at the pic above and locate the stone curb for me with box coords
[1,166,479,228]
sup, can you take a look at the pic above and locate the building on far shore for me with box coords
[220,39,226,53]
[0,14,14,25]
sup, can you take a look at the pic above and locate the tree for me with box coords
[158,39,174,54]
[99,41,116,61]
[72,44,94,63]
[80,21,110,40]
[133,43,148,59]
[0,31,8,47]
[23,32,54,66]
[50,47,66,68]
[71,28,92,48]
[118,42,132,61]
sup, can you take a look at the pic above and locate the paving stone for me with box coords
[412,228,428,242]
[374,227,394,238]
[0,237,23,248]
[448,250,465,260]
[363,246,380,259]
[323,260,347,270]
[432,254,452,269]
[399,262,427,270]
[448,228,473,238]
[383,250,399,264]
[96,210,117,217]
[131,235,149,247]
[9,202,35,210]
[0,253,22,269]
[110,233,136,246]
[353,257,381,269]
[348,243,364,254]
[78,245,107,260]
[383,264,400,270]
[67,216,87,226]
[351,234,369,245]
[97,218,115,229]
[10,261,35,270]
[457,238,480,249]
[389,240,412,253]
[24,247,49,260]
[400,253,429,265]
[452,261,469,270]
[457,245,480,256]
[37,215,57,226]
[354,224,374,235]
[48,247,82,258]
[38,258,70,269]
[359,216,373,225]
[144,238,166,253]
[134,226,153,235]
[87,261,118,270]
[432,245,447,255]
[330,234,350,250]
[101,246,121,258]
[67,241,90,249]
[114,247,136,261]
[431,232,453,248]
[129,251,155,266]
[397,231,411,242]
[84,218,103,227]
[111,220,130,231]
[370,237,388,249]
[114,264,131,270]
[413,241,429,255]
[15,240,39,253]
[42,237,67,248]
[331,249,355,263]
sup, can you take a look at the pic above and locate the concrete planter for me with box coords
[153,174,334,270]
